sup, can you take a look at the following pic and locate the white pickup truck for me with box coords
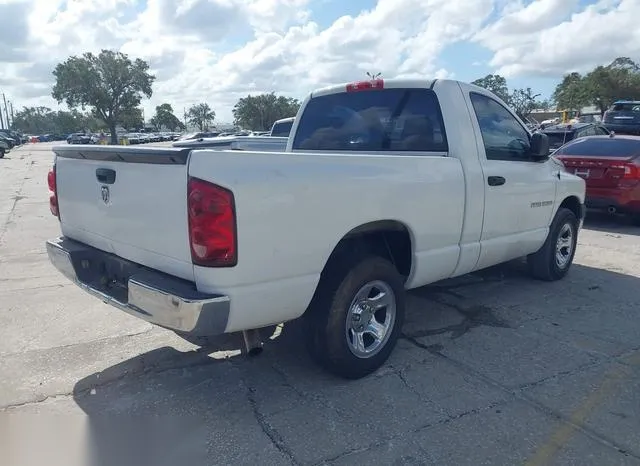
[46,78,585,379]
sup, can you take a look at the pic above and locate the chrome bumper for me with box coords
[46,237,230,336]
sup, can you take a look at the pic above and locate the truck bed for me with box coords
[53,145,195,281]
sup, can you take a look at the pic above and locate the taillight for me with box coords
[610,162,640,179]
[346,79,384,92]
[623,163,640,179]
[47,166,59,218]
[187,177,237,267]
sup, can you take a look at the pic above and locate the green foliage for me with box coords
[553,57,640,114]
[508,88,541,120]
[12,106,104,134]
[552,72,589,111]
[471,74,510,103]
[118,107,144,130]
[232,93,300,131]
[151,103,185,131]
[472,74,539,119]
[52,49,155,143]
[186,103,215,131]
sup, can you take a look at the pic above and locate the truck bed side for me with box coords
[187,149,465,331]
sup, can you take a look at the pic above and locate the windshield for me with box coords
[609,103,640,112]
[556,137,640,157]
[292,88,448,152]
[271,120,294,137]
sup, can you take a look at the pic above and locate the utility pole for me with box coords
[0,93,6,129]
[183,107,187,130]
[2,93,9,129]
[9,101,14,127]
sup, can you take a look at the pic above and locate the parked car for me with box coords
[67,133,95,144]
[269,117,295,137]
[540,123,609,153]
[554,134,640,223]
[45,78,585,379]
[603,100,640,135]
[0,130,19,148]
[0,137,9,158]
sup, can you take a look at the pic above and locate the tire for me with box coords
[0,148,4,159]
[306,252,406,379]
[527,207,579,281]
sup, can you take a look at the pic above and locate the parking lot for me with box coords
[1,142,639,465]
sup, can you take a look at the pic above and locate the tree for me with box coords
[12,106,104,134]
[552,72,590,112]
[509,88,541,120]
[52,49,155,144]
[584,57,640,115]
[471,74,510,103]
[118,107,144,130]
[151,103,184,131]
[232,93,300,131]
[186,103,215,131]
[552,58,640,116]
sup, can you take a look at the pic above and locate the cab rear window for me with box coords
[271,120,293,137]
[292,88,448,152]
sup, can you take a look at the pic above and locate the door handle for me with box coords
[487,176,506,186]
[96,168,116,184]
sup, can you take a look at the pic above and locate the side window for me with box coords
[595,126,609,135]
[580,127,596,137]
[469,92,531,161]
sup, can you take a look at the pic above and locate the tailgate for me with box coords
[558,155,637,188]
[53,145,195,281]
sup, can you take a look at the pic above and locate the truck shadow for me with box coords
[70,261,640,464]
[583,211,640,236]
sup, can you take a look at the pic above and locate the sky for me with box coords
[0,0,639,124]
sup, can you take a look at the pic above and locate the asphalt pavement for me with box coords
[1,142,639,466]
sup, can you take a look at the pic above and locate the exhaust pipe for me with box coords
[608,206,617,214]
[242,329,263,356]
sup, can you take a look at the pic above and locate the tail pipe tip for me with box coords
[242,329,264,356]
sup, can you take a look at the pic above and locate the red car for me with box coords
[555,135,640,223]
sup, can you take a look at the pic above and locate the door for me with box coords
[468,92,558,270]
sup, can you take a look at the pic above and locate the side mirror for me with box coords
[529,132,550,161]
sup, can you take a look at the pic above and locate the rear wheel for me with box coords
[528,207,579,281]
[0,148,5,158]
[306,253,405,379]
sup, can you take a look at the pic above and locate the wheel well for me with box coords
[559,196,581,219]
[324,221,413,279]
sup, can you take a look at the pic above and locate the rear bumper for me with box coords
[585,186,640,214]
[46,237,230,336]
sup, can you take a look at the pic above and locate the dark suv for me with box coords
[540,122,610,152]
[603,101,640,135]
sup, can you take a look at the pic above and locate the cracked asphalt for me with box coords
[1,143,639,466]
